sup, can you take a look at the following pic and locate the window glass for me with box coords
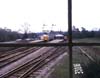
[0,0,68,43]
[0,46,69,78]
[72,0,100,43]
[73,46,100,78]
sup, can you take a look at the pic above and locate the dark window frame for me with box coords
[0,0,100,78]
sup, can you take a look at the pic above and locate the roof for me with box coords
[55,34,64,37]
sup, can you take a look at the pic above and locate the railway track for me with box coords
[78,47,95,62]
[0,47,29,58]
[0,40,46,68]
[20,46,67,78]
[78,46,100,62]
[0,40,45,58]
[0,46,68,78]
[81,46,100,60]
[0,40,66,78]
[0,47,41,68]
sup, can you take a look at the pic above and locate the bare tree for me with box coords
[21,22,30,39]
[22,22,30,33]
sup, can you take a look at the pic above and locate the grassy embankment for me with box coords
[48,55,69,78]
[73,38,100,78]
[73,38,100,43]
[49,38,100,78]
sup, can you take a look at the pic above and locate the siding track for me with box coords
[0,46,68,78]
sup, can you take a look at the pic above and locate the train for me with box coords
[55,34,64,39]
[40,33,55,41]
[40,33,67,41]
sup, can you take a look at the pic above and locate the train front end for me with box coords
[41,34,49,41]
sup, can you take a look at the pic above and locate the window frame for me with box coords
[0,0,100,78]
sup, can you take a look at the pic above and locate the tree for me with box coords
[81,27,89,38]
[22,32,28,39]
[72,26,81,38]
[0,28,20,42]
[21,22,30,39]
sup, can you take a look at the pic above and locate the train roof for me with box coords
[55,34,64,37]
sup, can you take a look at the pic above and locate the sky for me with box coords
[0,0,100,33]
[72,0,100,31]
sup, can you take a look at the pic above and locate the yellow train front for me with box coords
[40,34,49,41]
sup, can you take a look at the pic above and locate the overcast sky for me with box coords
[0,0,100,33]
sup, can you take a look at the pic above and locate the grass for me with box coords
[48,38,100,78]
[73,46,100,78]
[73,38,100,43]
[82,61,100,78]
[48,55,69,78]
[72,47,90,78]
